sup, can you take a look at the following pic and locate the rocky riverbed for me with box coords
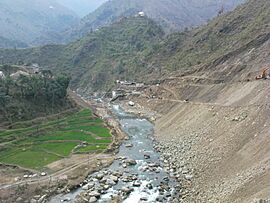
[49,104,180,203]
[118,102,195,203]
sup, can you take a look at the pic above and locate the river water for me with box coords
[48,105,178,203]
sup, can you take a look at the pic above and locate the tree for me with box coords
[0,89,12,124]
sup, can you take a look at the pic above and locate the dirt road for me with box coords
[0,153,112,190]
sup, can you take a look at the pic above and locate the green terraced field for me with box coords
[0,109,112,170]
[75,144,108,153]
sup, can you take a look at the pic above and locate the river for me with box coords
[48,104,178,203]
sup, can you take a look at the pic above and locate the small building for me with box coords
[0,71,5,79]
[138,11,145,17]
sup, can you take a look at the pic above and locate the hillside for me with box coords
[148,0,270,80]
[0,65,74,127]
[0,0,269,91]
[0,0,79,48]
[0,16,164,92]
[65,0,245,41]
[121,0,270,202]
[0,36,28,49]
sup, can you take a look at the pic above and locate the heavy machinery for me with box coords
[255,66,270,79]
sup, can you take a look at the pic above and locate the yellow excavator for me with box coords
[255,66,270,80]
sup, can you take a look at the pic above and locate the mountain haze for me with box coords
[0,0,79,48]
[0,36,28,49]
[0,16,164,91]
[66,0,246,41]
[56,0,108,17]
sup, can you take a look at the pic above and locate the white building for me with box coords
[0,71,5,79]
[138,11,145,17]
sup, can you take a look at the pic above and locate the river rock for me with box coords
[103,185,110,190]
[163,176,169,182]
[121,187,134,194]
[88,191,101,198]
[131,175,138,180]
[156,196,164,202]
[165,192,172,197]
[125,143,133,148]
[16,197,23,202]
[37,195,47,203]
[110,175,118,182]
[89,197,97,203]
[82,183,94,190]
[128,101,135,106]
[185,174,193,180]
[126,159,137,166]
[96,173,104,180]
[150,117,156,121]
[133,181,141,187]
[106,179,117,186]
[144,154,151,159]
[146,183,153,189]
[61,197,71,202]
[140,197,148,201]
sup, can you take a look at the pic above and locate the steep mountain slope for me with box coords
[56,0,108,17]
[65,0,245,41]
[124,0,270,202]
[149,0,270,80]
[0,0,79,48]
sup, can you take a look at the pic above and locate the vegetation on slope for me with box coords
[0,0,269,91]
[0,109,112,170]
[152,0,270,76]
[0,65,72,125]
[0,36,28,49]
[0,17,164,92]
[65,0,245,41]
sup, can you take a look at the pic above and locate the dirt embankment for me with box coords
[125,77,270,203]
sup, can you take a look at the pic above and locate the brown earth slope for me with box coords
[132,72,270,203]
[152,80,270,203]
[125,0,270,202]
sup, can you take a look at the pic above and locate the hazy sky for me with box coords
[56,0,108,17]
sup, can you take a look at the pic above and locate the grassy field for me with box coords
[0,109,112,170]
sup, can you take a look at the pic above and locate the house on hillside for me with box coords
[138,11,145,17]
[0,71,5,79]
